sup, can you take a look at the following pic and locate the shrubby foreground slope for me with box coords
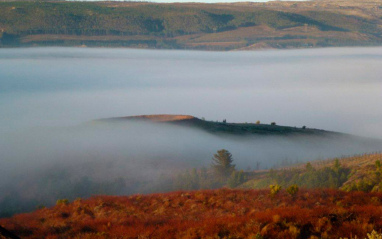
[2,151,382,238]
[2,189,382,239]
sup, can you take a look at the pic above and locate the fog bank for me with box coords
[0,47,381,216]
[1,47,381,138]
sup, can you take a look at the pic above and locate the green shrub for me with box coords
[269,184,281,197]
[286,184,299,198]
[56,199,69,205]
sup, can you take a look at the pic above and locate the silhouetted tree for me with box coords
[256,161,261,171]
[211,149,235,180]
[333,158,341,174]
[376,160,381,169]
[306,162,313,171]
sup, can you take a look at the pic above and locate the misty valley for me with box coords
[1,47,382,238]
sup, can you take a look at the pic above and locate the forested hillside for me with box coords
[0,0,381,50]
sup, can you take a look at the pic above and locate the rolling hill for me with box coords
[241,152,382,192]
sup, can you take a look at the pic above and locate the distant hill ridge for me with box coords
[1,0,382,50]
[95,114,336,136]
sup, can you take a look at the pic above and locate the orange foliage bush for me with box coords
[1,189,382,239]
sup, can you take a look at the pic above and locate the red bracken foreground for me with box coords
[1,189,382,239]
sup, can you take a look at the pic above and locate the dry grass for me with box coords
[126,114,195,122]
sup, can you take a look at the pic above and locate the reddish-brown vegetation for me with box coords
[2,189,382,239]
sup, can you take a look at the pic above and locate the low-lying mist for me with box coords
[1,120,381,217]
[1,47,382,217]
[1,47,382,138]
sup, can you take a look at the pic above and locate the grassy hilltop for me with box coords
[96,114,335,136]
[0,0,382,50]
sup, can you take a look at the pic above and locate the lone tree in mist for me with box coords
[211,149,235,179]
